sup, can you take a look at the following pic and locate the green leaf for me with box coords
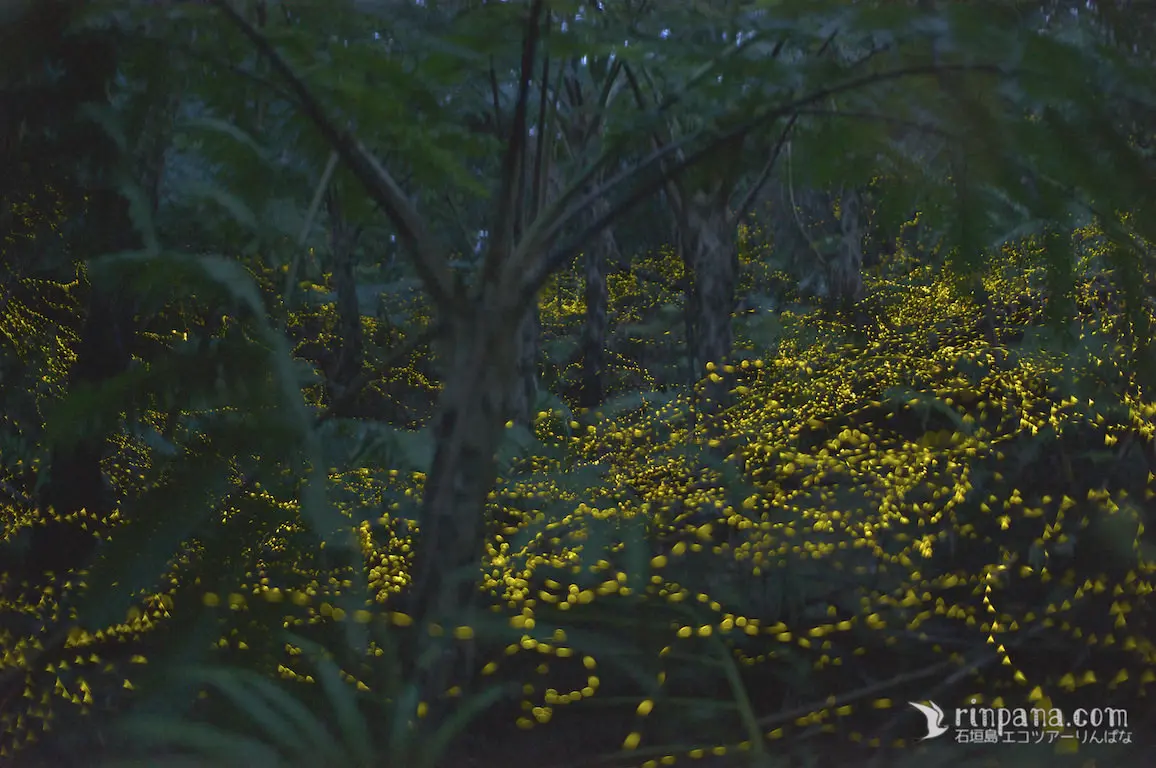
[336,420,434,472]
[497,423,538,470]
[597,390,678,419]
[115,715,284,767]
[179,668,315,758]
[78,101,128,154]
[311,649,374,766]
[216,670,337,760]
[177,116,271,164]
[183,180,259,231]
[417,682,520,768]
[76,451,234,630]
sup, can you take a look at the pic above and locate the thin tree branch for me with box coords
[284,150,339,306]
[786,138,827,266]
[298,152,340,248]
[545,658,956,768]
[517,120,704,298]
[865,623,1050,767]
[159,37,294,102]
[485,0,545,291]
[583,59,624,147]
[621,61,685,219]
[755,660,954,731]
[522,62,1008,306]
[315,326,437,426]
[730,112,797,224]
[509,34,782,279]
[209,0,458,312]
[790,107,956,140]
[726,19,839,224]
[529,19,553,227]
[442,193,483,258]
[489,57,504,138]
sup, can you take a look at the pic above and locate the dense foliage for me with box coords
[2,1,1155,767]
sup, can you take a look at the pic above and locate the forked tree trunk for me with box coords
[681,185,737,410]
[578,196,615,408]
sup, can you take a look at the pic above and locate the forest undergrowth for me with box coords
[1,224,1154,768]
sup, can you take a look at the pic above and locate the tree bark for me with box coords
[578,196,615,408]
[681,185,737,410]
[829,186,865,307]
[406,297,527,714]
[29,192,135,588]
[410,296,525,623]
[506,302,540,426]
[326,192,363,396]
[771,179,868,307]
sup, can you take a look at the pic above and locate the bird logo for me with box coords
[909,700,950,740]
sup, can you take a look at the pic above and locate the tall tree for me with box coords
[555,53,625,408]
[207,0,789,653]
[0,0,147,588]
[325,188,365,397]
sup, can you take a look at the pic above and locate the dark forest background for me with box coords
[2,1,1155,766]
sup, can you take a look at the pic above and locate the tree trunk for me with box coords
[506,302,540,426]
[771,179,869,306]
[411,292,531,608]
[578,197,615,408]
[407,297,526,714]
[326,192,363,395]
[28,189,135,588]
[681,186,737,410]
[829,187,865,307]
